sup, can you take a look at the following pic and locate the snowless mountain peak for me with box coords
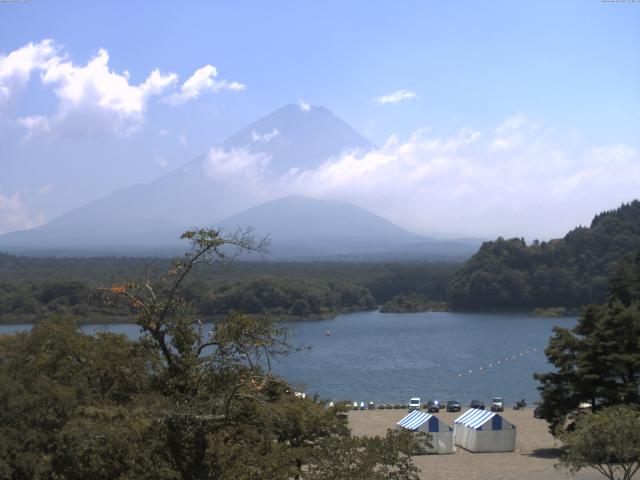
[216,104,376,175]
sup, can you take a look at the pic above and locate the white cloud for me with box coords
[158,128,169,136]
[0,39,57,108]
[251,128,279,143]
[588,143,636,165]
[282,128,482,198]
[298,99,311,112]
[490,134,521,151]
[0,192,45,234]
[1,40,245,138]
[178,134,188,146]
[490,112,528,151]
[495,112,526,134]
[166,64,245,105]
[38,184,54,195]
[551,167,603,198]
[16,115,50,141]
[290,129,637,238]
[202,147,271,180]
[155,155,169,169]
[198,113,639,239]
[374,89,418,104]
[39,48,177,136]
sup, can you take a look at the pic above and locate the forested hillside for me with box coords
[448,201,640,310]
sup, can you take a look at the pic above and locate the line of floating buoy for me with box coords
[455,346,544,379]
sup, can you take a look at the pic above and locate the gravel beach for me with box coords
[348,408,603,480]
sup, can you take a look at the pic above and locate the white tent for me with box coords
[453,408,516,452]
[396,410,455,454]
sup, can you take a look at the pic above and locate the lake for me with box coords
[0,311,576,406]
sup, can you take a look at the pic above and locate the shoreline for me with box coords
[0,306,579,326]
[348,408,601,480]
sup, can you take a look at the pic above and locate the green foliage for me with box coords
[0,229,420,479]
[0,255,458,324]
[0,277,375,324]
[304,430,420,480]
[0,317,164,479]
[53,406,177,480]
[0,281,113,324]
[379,293,449,313]
[449,201,640,309]
[535,251,640,432]
[557,405,640,480]
[197,277,376,318]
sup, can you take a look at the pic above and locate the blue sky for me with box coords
[1,0,639,238]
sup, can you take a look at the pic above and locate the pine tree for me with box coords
[535,249,640,433]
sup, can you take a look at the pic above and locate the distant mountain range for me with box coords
[216,195,479,260]
[0,104,481,260]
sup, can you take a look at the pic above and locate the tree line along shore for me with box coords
[1,200,639,324]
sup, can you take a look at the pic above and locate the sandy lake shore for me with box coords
[348,408,603,480]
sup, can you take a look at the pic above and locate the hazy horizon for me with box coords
[2,1,639,242]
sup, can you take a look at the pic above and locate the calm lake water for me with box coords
[0,311,576,406]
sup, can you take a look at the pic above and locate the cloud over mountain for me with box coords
[0,193,45,235]
[0,104,638,243]
[198,109,639,239]
[277,116,639,238]
[374,89,418,104]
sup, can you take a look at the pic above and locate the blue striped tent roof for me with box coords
[396,410,433,430]
[454,409,497,430]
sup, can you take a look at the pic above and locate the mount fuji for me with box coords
[0,104,480,259]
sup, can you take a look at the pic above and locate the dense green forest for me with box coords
[0,255,457,323]
[0,278,376,324]
[448,201,640,310]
